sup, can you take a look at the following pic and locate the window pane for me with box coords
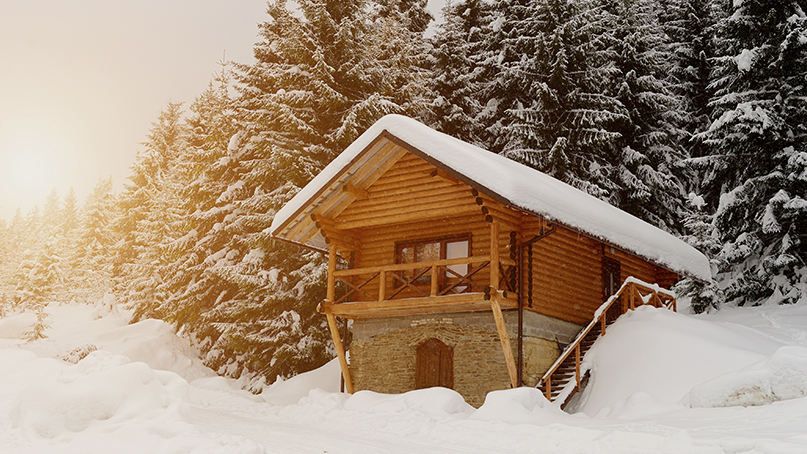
[446,240,469,276]
[401,246,415,264]
[417,242,440,262]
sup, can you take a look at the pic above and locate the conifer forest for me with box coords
[1,0,805,387]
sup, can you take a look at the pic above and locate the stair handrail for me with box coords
[539,277,676,403]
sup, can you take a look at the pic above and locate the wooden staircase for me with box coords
[537,277,676,408]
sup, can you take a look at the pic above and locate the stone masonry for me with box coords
[349,311,581,407]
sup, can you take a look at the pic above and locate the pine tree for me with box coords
[427,0,497,147]
[605,0,688,231]
[189,0,432,384]
[113,102,189,319]
[71,178,117,303]
[699,0,807,306]
[61,188,80,235]
[158,67,242,335]
[497,0,628,200]
[15,242,63,340]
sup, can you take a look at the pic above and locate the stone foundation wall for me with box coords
[348,311,582,406]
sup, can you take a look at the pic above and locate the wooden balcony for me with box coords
[323,255,518,319]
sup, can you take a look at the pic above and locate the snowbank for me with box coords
[261,357,342,405]
[2,300,807,453]
[572,305,785,416]
[688,346,807,407]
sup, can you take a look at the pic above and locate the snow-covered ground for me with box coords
[2,299,807,453]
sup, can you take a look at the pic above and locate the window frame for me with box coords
[394,234,472,287]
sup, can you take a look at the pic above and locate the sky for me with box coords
[0,0,445,223]
[0,0,269,221]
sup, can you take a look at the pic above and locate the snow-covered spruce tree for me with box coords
[698,1,807,307]
[14,242,64,340]
[193,0,432,385]
[426,0,497,147]
[658,0,720,162]
[112,102,190,320]
[0,210,26,313]
[497,0,629,201]
[603,0,688,232]
[71,178,117,303]
[157,68,243,339]
[0,220,13,316]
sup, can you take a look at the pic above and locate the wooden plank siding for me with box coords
[327,151,676,326]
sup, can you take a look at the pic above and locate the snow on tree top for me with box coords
[271,114,711,282]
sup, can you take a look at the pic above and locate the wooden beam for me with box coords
[428,168,460,184]
[335,205,479,230]
[490,221,500,291]
[342,183,369,200]
[322,230,361,252]
[334,255,491,276]
[328,243,337,303]
[491,294,518,388]
[328,292,519,319]
[325,244,353,393]
[326,311,354,394]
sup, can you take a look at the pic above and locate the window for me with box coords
[396,235,470,286]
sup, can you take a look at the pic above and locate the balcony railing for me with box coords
[333,255,517,304]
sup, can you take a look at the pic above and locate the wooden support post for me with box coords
[326,244,353,394]
[601,314,606,336]
[328,243,337,304]
[490,295,518,388]
[629,283,635,311]
[545,377,552,401]
[575,344,581,391]
[490,221,500,290]
[326,311,353,394]
[378,270,386,302]
[430,265,439,296]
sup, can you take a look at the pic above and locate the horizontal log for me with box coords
[335,205,480,230]
[330,292,519,319]
[334,256,492,276]
[356,219,489,243]
[322,229,361,251]
[341,187,475,218]
[337,193,476,223]
[362,182,471,202]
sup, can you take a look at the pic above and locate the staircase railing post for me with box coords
[575,344,581,391]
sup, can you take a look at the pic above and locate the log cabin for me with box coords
[270,115,711,407]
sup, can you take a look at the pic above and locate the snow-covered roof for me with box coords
[270,114,711,282]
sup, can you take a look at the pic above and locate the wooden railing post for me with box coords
[378,270,386,301]
[430,264,439,296]
[629,283,635,311]
[327,243,337,304]
[575,344,581,391]
[545,377,551,401]
[490,221,500,290]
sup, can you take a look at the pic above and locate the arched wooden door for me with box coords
[415,338,454,389]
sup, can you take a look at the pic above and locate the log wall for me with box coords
[332,151,675,326]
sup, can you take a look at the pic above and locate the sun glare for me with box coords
[0,134,66,213]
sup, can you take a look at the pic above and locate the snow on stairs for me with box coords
[537,277,677,409]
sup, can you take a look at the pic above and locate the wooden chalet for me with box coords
[270,115,711,407]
